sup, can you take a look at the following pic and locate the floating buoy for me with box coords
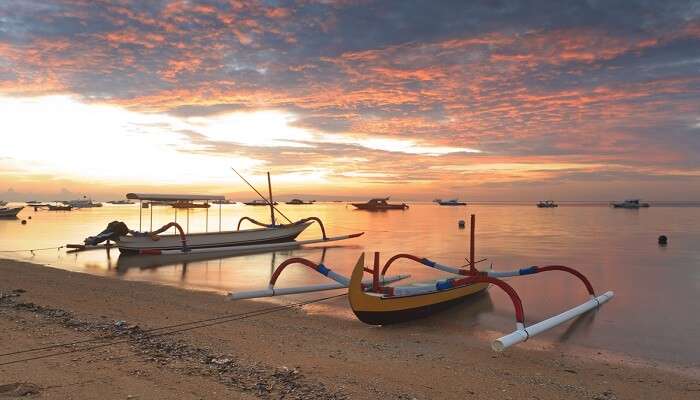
[21,220,27,225]
[458,220,466,228]
[658,235,668,246]
[28,216,32,220]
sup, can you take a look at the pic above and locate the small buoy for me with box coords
[21,220,27,225]
[658,235,668,246]
[458,220,466,228]
[28,216,32,220]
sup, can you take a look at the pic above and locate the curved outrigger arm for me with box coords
[228,257,409,300]
[379,253,614,352]
[237,216,329,240]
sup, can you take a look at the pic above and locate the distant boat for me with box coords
[611,199,649,209]
[65,199,102,208]
[212,199,236,205]
[244,199,278,206]
[435,199,467,206]
[0,206,23,218]
[0,200,6,207]
[171,201,211,209]
[26,200,41,205]
[351,197,408,211]
[107,200,134,205]
[285,199,315,205]
[537,200,558,208]
[48,204,72,211]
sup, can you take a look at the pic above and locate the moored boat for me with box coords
[230,215,613,352]
[537,200,558,208]
[82,172,363,255]
[0,206,24,218]
[171,201,211,209]
[244,199,278,206]
[48,204,72,211]
[65,198,102,208]
[285,198,315,205]
[611,199,649,208]
[351,197,408,210]
[435,199,467,206]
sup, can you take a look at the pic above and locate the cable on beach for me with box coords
[0,293,346,367]
[0,246,64,255]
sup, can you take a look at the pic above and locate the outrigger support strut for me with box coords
[237,216,329,240]
[228,257,409,300]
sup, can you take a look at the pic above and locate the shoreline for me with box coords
[2,258,699,399]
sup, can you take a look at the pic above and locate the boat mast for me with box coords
[267,172,276,226]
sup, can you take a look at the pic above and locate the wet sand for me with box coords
[1,258,699,399]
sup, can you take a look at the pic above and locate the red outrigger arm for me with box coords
[228,257,409,300]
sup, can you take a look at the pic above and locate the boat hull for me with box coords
[351,204,408,210]
[117,222,311,254]
[0,207,23,218]
[438,202,466,206]
[348,254,489,325]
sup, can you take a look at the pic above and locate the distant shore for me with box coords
[1,258,699,399]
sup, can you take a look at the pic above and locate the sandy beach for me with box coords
[1,258,698,400]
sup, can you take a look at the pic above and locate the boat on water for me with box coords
[351,197,408,210]
[65,198,103,208]
[81,173,363,255]
[47,204,72,211]
[171,201,211,209]
[212,199,236,205]
[0,206,24,218]
[285,198,315,205]
[611,199,650,209]
[537,200,558,208]
[244,199,278,206]
[435,199,467,206]
[107,200,134,205]
[231,215,613,352]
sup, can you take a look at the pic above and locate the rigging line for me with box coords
[230,168,293,224]
[0,246,64,253]
[0,293,345,364]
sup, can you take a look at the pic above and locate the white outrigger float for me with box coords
[230,215,613,352]
[81,172,363,256]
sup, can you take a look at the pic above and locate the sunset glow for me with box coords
[1,1,699,201]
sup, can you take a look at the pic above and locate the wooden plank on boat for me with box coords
[66,243,116,253]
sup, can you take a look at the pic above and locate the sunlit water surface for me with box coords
[1,203,699,367]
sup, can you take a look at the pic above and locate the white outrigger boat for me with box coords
[82,172,363,255]
[0,206,23,218]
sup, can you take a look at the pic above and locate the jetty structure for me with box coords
[231,214,613,352]
[79,171,363,256]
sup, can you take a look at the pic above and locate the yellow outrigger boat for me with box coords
[230,215,613,351]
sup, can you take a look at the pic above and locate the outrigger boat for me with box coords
[0,206,23,218]
[81,172,363,256]
[230,215,613,352]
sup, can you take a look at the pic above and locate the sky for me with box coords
[1,0,699,201]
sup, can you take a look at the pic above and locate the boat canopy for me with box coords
[126,193,225,202]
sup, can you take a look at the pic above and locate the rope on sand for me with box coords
[0,246,64,255]
[0,293,346,366]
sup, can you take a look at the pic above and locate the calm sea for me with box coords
[1,202,699,367]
